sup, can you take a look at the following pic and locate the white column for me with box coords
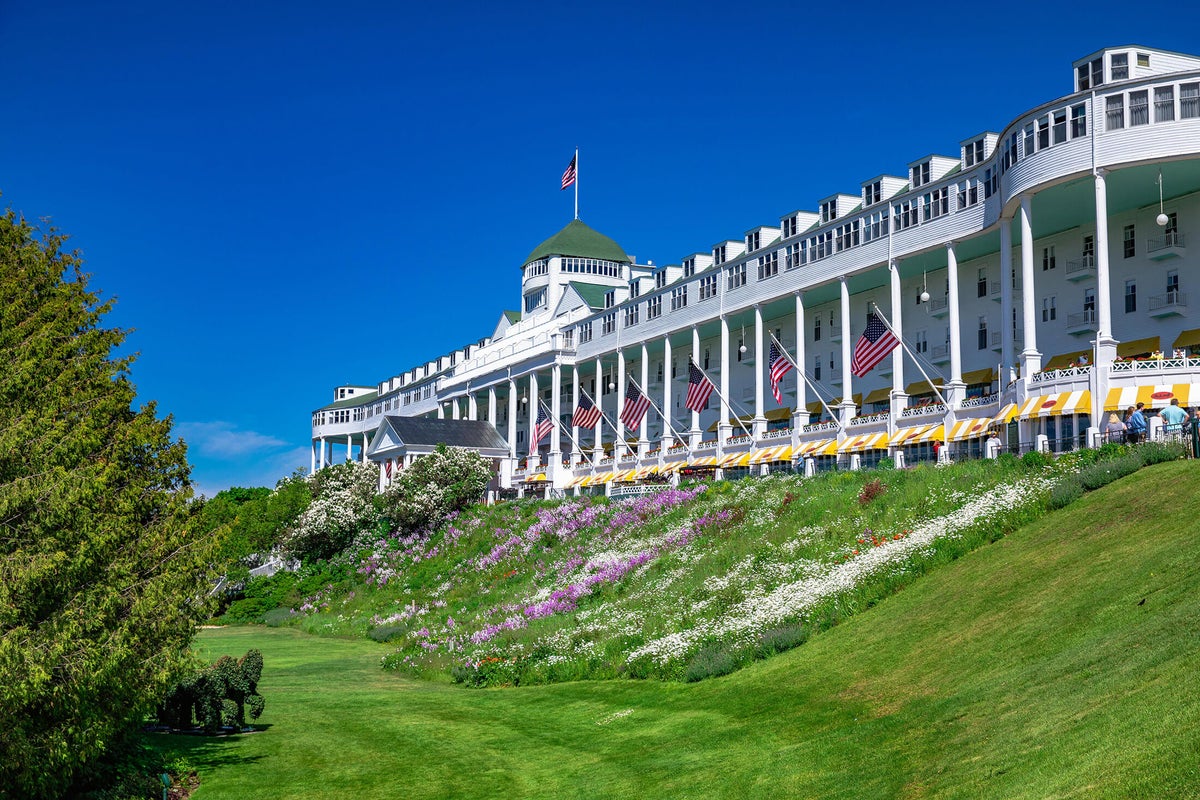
[946,241,963,406]
[690,326,702,445]
[753,304,765,437]
[346,436,352,462]
[550,363,562,462]
[1000,218,1016,385]
[451,398,460,420]
[570,365,580,464]
[361,432,368,463]
[661,335,673,450]
[616,349,626,457]
[1094,169,1117,363]
[437,403,445,420]
[318,436,326,469]
[527,371,539,466]
[468,391,478,421]
[487,386,497,426]
[719,315,731,447]
[1019,194,1042,374]
[889,261,906,404]
[639,342,650,453]
[594,357,604,456]
[507,378,517,460]
[794,293,808,426]
[310,440,316,474]
[839,277,854,426]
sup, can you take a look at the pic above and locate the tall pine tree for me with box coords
[0,210,222,797]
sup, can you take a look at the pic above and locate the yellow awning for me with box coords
[1105,383,1200,411]
[890,424,933,446]
[905,379,944,396]
[948,417,993,441]
[613,469,639,483]
[992,402,1020,425]
[1043,350,1091,371]
[961,368,997,385]
[524,473,548,483]
[917,424,946,443]
[797,438,837,457]
[765,407,792,422]
[863,387,892,404]
[1173,329,1200,349]
[687,455,720,468]
[1016,391,1092,419]
[840,432,890,453]
[751,444,794,464]
[720,451,754,468]
[707,412,753,432]
[564,475,586,488]
[1117,337,1160,358]
[707,407,795,432]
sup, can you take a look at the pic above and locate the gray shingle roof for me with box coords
[383,416,508,450]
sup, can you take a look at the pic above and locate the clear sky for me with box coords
[4,1,1198,496]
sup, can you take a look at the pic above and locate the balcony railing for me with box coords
[1147,231,1185,255]
[928,297,948,316]
[900,402,945,418]
[1148,291,1187,315]
[1065,253,1096,280]
[849,411,890,426]
[931,343,950,362]
[960,393,998,408]
[760,427,793,440]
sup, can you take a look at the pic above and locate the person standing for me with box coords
[1160,398,1188,435]
[1127,402,1147,444]
[1105,412,1127,444]
[1188,407,1200,459]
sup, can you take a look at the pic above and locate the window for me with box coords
[1123,224,1136,258]
[914,329,928,354]
[1037,116,1050,149]
[819,200,837,223]
[683,257,696,277]
[1070,104,1087,138]
[786,241,804,269]
[782,215,798,238]
[1167,270,1180,302]
[1137,52,1150,68]
[604,290,615,309]
[1004,132,1018,169]
[647,295,662,319]
[602,312,616,335]
[863,211,889,242]
[516,430,524,443]
[713,244,726,265]
[923,188,948,221]
[524,258,548,277]
[813,354,821,381]
[811,231,834,259]
[1155,86,1175,122]
[758,251,779,280]
[670,286,688,311]
[964,138,985,167]
[863,180,882,207]
[894,200,919,231]
[704,347,710,370]
[1084,288,1096,314]
[624,305,639,327]
[1082,235,1095,266]
[813,313,821,342]
[726,263,746,290]
[1042,246,1056,271]
[1078,57,1103,90]
[578,321,592,344]
[746,231,761,252]
[561,257,622,277]
[1023,123,1035,156]
[698,275,717,301]
[977,316,988,350]
[1164,212,1179,243]
[834,221,860,250]
[1042,296,1056,322]
[655,270,669,289]
[1052,110,1067,144]
[524,288,546,312]
[911,161,931,188]
[957,179,979,210]
[1130,90,1149,126]
[631,280,643,298]
[657,361,664,382]
[1106,95,1125,130]
[1124,281,1136,313]
[1182,83,1200,119]
[977,268,988,298]
[1111,53,1128,81]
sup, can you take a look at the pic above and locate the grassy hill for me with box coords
[168,459,1200,799]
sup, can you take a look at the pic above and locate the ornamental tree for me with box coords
[0,210,222,798]
[379,444,492,534]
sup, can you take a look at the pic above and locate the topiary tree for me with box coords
[0,209,223,798]
[379,444,491,534]
[157,648,266,733]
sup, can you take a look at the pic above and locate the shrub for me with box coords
[684,643,739,682]
[369,624,406,643]
[756,623,809,658]
[1139,440,1185,465]
[1078,455,1141,491]
[157,649,266,733]
[1048,478,1084,510]
[1021,450,1051,470]
[261,608,299,627]
[858,478,886,505]
[379,444,492,535]
[284,460,380,562]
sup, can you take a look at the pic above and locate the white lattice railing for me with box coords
[960,393,999,408]
[1032,365,1092,384]
[850,411,890,426]
[598,457,614,466]
[726,434,753,446]
[760,428,792,440]
[667,443,689,453]
[900,403,946,419]
[1111,357,1196,373]
[802,421,840,433]
[610,484,670,499]
[695,439,718,451]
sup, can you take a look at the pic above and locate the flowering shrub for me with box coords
[379,445,491,535]
[283,461,379,562]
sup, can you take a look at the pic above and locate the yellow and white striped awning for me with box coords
[889,424,934,446]
[1015,390,1092,420]
[797,438,838,457]
[993,402,1020,425]
[840,432,891,453]
[633,465,659,480]
[524,472,548,483]
[948,417,993,442]
[564,475,587,488]
[751,444,794,464]
[661,459,688,474]
[613,469,639,483]
[1105,383,1200,411]
[916,424,946,443]
[593,471,616,484]
[720,451,755,468]
[687,455,720,468]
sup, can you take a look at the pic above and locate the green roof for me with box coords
[524,220,630,266]
[568,282,611,311]
[502,310,521,324]
[317,390,378,412]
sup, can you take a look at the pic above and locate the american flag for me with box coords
[768,341,794,404]
[561,154,577,190]
[685,359,715,413]
[384,460,392,479]
[571,394,602,428]
[531,405,554,450]
[620,380,652,428]
[850,312,900,377]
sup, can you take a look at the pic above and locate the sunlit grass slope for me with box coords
[169,460,1200,799]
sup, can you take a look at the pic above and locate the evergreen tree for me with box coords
[0,210,222,798]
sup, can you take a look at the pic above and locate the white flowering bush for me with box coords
[284,460,379,562]
[379,445,491,535]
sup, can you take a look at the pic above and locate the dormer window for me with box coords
[782,215,798,238]
[911,161,931,188]
[1077,57,1103,91]
[655,271,668,289]
[863,181,881,207]
[1110,53,1128,81]
[963,139,985,168]
[819,201,837,224]
[1137,52,1150,68]
[683,257,696,277]
[523,288,546,313]
[630,280,641,298]
[713,244,727,265]
[604,289,615,309]
[746,231,761,252]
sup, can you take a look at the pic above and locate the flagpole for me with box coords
[692,362,755,440]
[539,400,590,466]
[769,332,843,431]
[626,376,694,455]
[574,147,579,220]
[869,302,950,456]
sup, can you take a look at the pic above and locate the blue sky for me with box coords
[4,1,1198,496]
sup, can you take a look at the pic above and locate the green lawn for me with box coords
[161,461,1200,799]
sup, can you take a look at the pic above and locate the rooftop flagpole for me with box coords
[574,147,579,220]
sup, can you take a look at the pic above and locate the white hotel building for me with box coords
[312,45,1200,493]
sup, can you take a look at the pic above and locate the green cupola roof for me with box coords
[523,219,630,266]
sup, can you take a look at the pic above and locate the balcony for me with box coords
[931,343,950,364]
[1147,232,1185,261]
[1148,291,1187,318]
[989,280,1003,302]
[1066,308,1097,335]
[1065,254,1096,282]
[927,296,949,318]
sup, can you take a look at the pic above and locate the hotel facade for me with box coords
[312,45,1200,493]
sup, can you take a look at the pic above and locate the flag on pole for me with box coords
[531,405,554,450]
[850,312,900,377]
[768,341,795,404]
[571,394,602,428]
[561,154,577,190]
[620,380,652,428]
[685,359,715,413]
